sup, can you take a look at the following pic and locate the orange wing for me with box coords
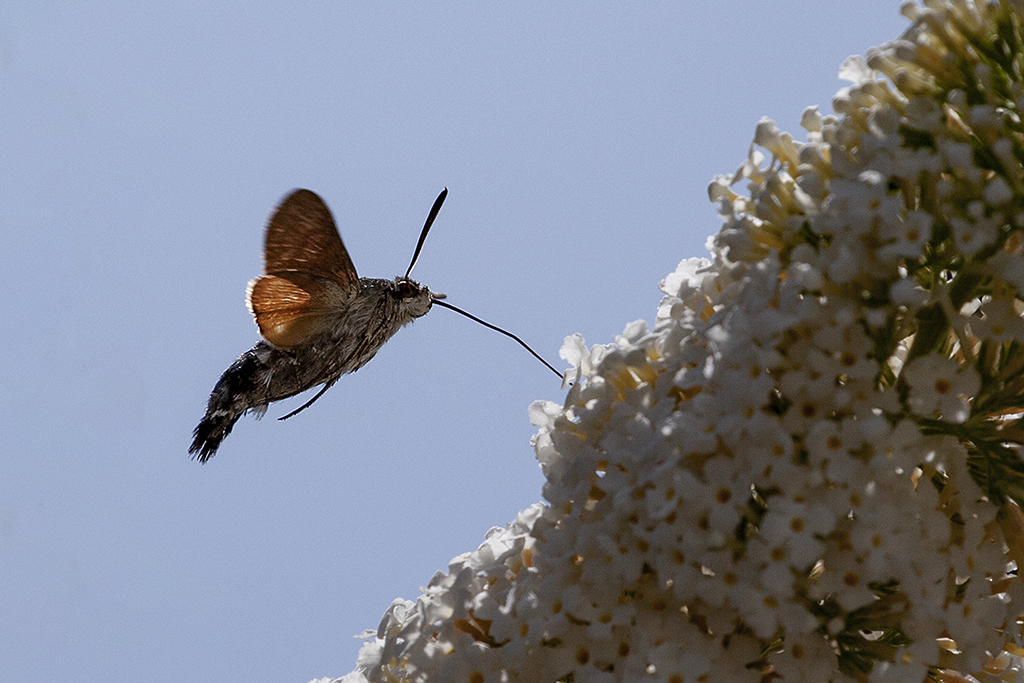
[247,190,360,348]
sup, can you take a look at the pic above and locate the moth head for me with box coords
[393,277,435,319]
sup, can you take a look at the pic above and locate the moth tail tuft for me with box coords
[189,411,241,463]
[190,348,265,462]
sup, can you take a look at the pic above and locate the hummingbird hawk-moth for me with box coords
[190,188,560,462]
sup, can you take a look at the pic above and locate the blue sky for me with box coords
[1,2,907,680]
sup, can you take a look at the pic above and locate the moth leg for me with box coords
[277,377,339,421]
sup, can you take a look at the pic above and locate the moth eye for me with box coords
[397,281,416,298]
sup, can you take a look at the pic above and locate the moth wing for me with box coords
[263,189,360,291]
[247,273,352,348]
[248,189,360,348]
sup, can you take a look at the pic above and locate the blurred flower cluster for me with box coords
[327,2,1024,681]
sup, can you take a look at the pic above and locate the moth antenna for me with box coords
[432,299,563,380]
[405,188,448,278]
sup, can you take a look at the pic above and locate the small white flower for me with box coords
[838,54,876,84]
[800,105,824,132]
[770,631,840,682]
[879,209,933,260]
[658,257,713,300]
[971,299,1024,344]
[991,249,1024,295]
[950,215,999,257]
[754,117,783,153]
[902,354,979,423]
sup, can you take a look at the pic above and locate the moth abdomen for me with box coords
[190,349,265,462]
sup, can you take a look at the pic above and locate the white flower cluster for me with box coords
[326,2,1024,681]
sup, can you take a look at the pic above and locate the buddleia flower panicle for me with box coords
[326,3,1024,681]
